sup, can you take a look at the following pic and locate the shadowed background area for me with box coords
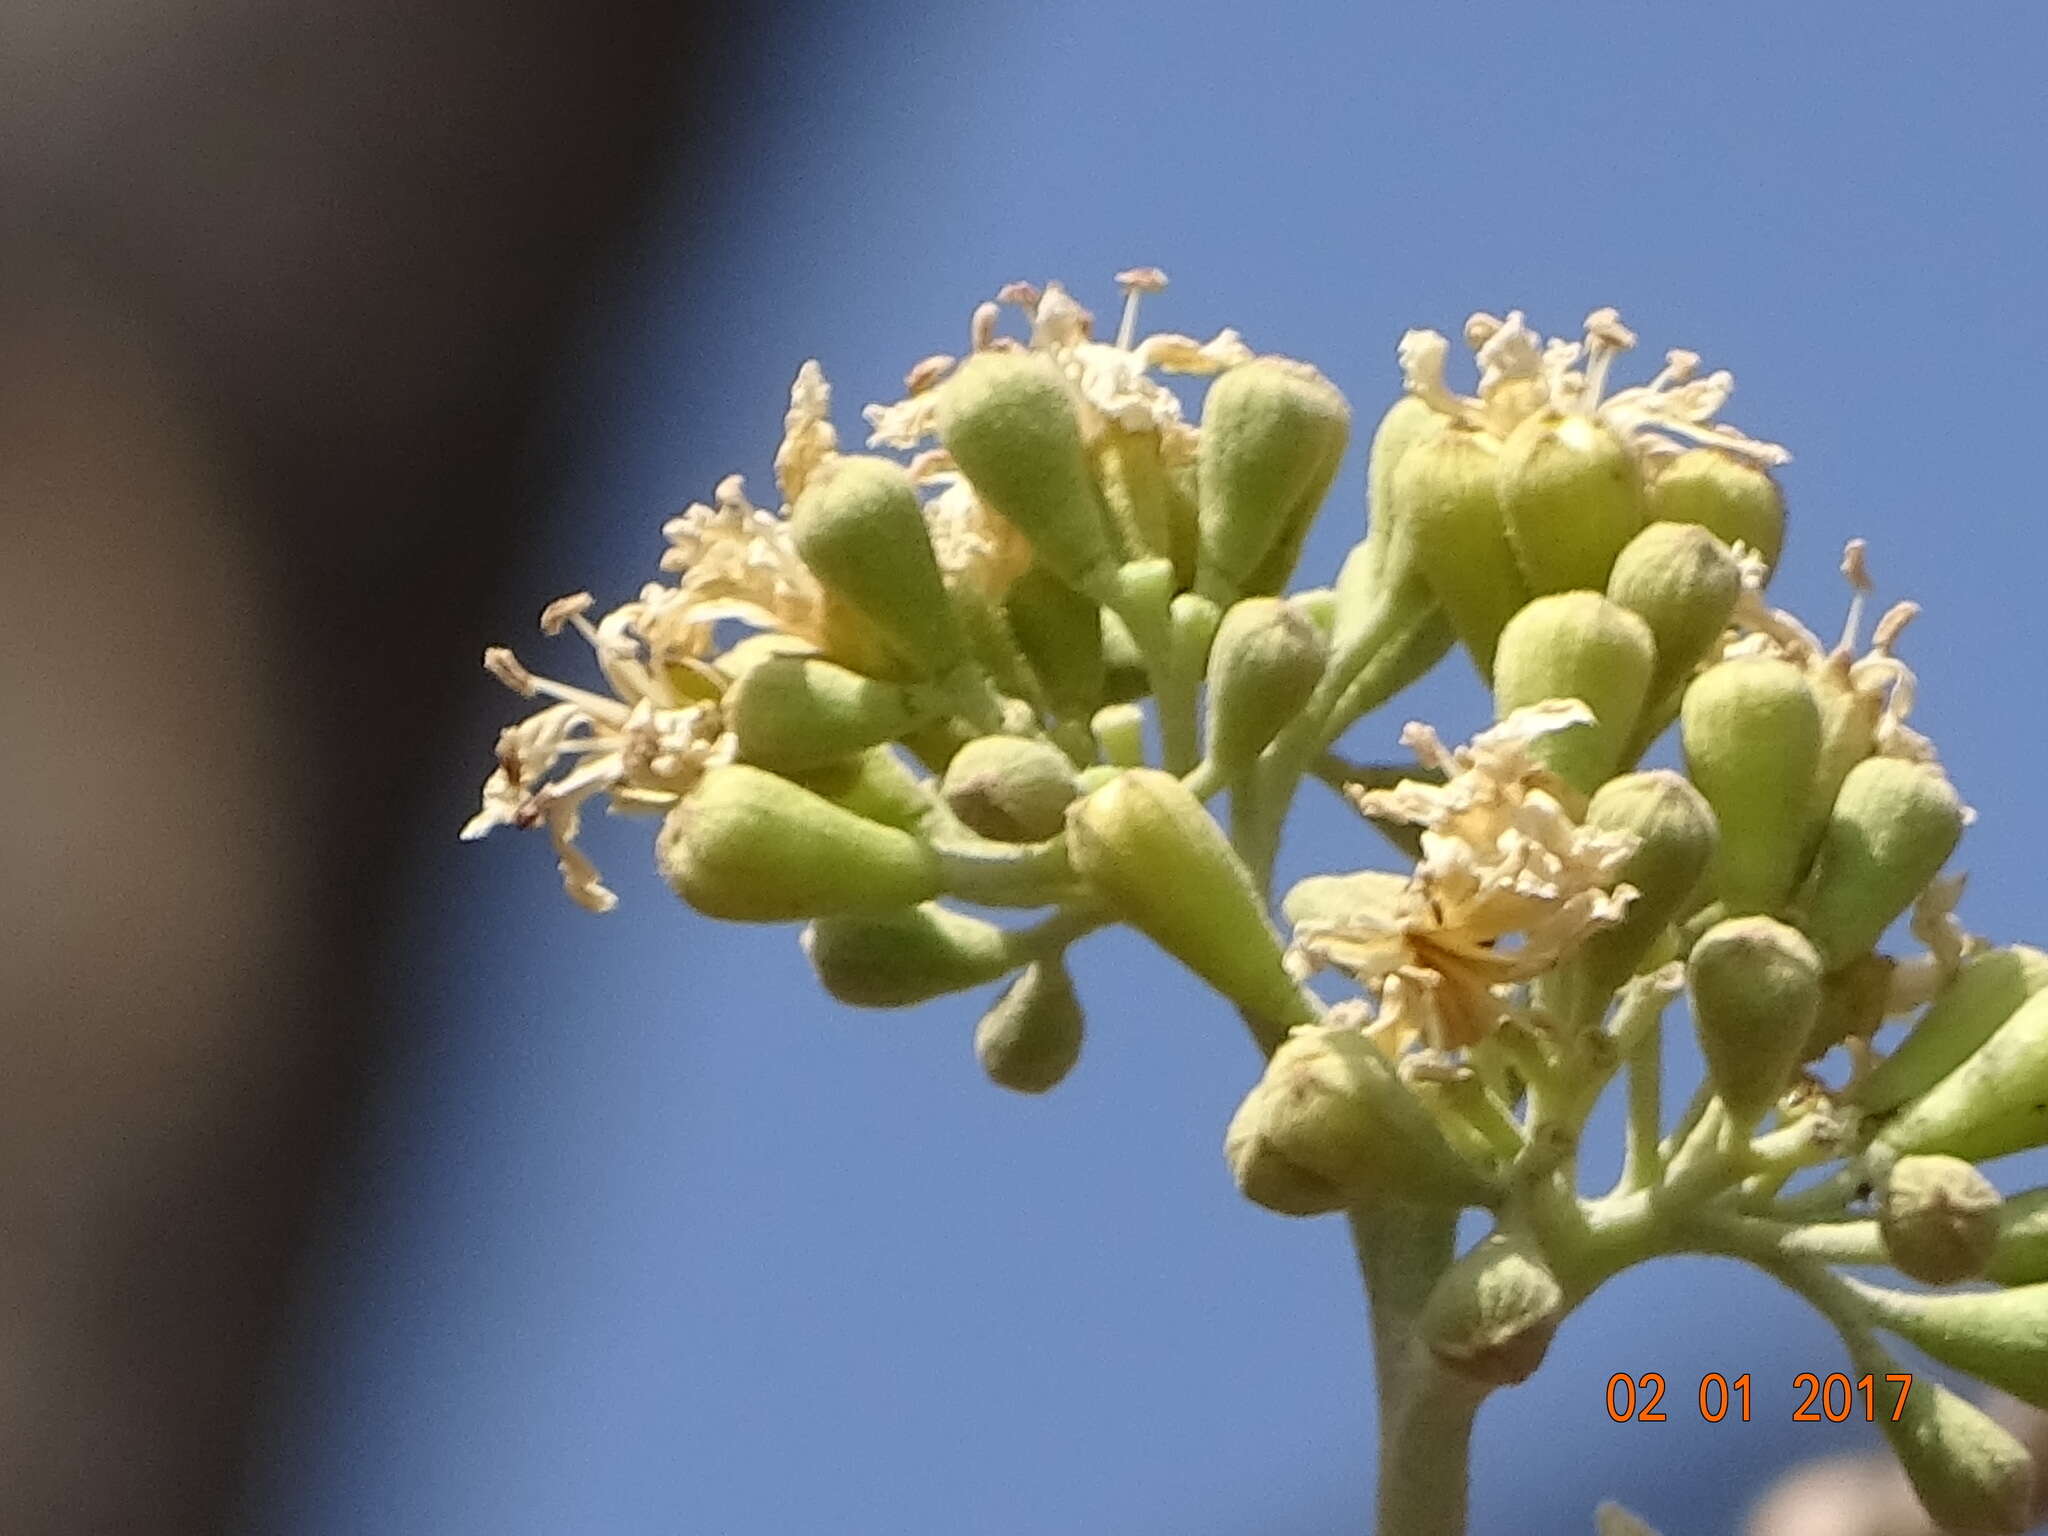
[5,5,2048,1535]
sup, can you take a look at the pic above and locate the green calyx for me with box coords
[1877,1154,2003,1285]
[1398,418,1529,675]
[1575,771,1718,998]
[1686,914,1822,1127]
[1796,756,1966,971]
[1498,411,1646,596]
[803,903,1016,1007]
[940,734,1081,843]
[1680,655,1822,914]
[1605,521,1743,712]
[1194,356,1351,603]
[727,652,936,772]
[1491,592,1657,797]
[975,959,1086,1093]
[1645,447,1785,573]
[657,763,942,922]
[1203,596,1329,777]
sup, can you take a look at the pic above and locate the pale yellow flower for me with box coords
[1397,307,1789,469]
[462,593,734,913]
[1290,705,1637,1051]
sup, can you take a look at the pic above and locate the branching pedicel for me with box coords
[465,273,2048,1535]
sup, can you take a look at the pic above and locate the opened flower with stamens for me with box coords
[1290,703,1638,1051]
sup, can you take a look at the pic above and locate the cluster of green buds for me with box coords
[465,277,2048,1534]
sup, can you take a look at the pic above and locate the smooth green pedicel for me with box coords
[803,903,1016,1008]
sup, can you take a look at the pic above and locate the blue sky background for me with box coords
[252,6,2048,1534]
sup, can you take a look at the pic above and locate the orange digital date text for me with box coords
[1604,1372,1914,1423]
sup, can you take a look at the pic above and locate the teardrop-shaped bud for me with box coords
[1367,395,1441,542]
[1798,757,1967,971]
[1877,1155,2003,1285]
[1861,1353,2037,1535]
[1491,593,1657,797]
[1645,448,1785,573]
[803,903,1016,1007]
[1499,411,1646,595]
[1067,769,1313,1045]
[1606,521,1743,709]
[789,455,968,680]
[1223,1025,1497,1214]
[1872,989,2048,1168]
[1091,422,1188,576]
[1858,946,2048,1114]
[1575,771,1718,997]
[1680,656,1822,914]
[1988,1189,2048,1286]
[1204,597,1329,776]
[1687,915,1822,1127]
[940,734,1081,843]
[936,351,1119,597]
[727,653,935,772]
[1005,564,1107,722]
[975,959,1086,1093]
[1421,1232,1566,1387]
[716,630,816,680]
[657,763,942,922]
[1857,1278,2048,1414]
[1194,357,1350,602]
[1398,419,1529,675]
[788,745,935,833]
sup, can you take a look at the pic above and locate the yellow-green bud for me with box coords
[1575,772,1718,997]
[1090,703,1146,767]
[1499,411,1646,595]
[1005,564,1107,722]
[1797,757,1966,971]
[657,763,941,922]
[1687,915,1822,1127]
[1605,521,1743,709]
[789,455,967,679]
[1856,1279,2048,1418]
[1091,422,1188,575]
[1223,1026,1497,1214]
[1398,419,1529,675]
[1204,597,1329,775]
[1421,1233,1566,1387]
[1067,769,1312,1045]
[1281,870,1410,930]
[1988,1189,2048,1286]
[1680,656,1823,914]
[1878,1155,2003,1285]
[1194,357,1350,602]
[1859,946,2048,1114]
[974,960,1085,1093]
[716,630,815,680]
[1860,1353,2038,1536]
[1872,989,2048,1168]
[1645,448,1785,573]
[803,903,1015,1008]
[937,351,1118,595]
[1368,395,1441,540]
[940,735,1080,843]
[1491,593,1657,796]
[788,745,935,833]
[727,653,934,772]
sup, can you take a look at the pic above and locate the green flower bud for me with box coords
[1873,989,2048,1168]
[1091,422,1192,576]
[1680,656,1822,914]
[1857,1278,2048,1416]
[803,903,1015,1008]
[1367,394,1442,538]
[1005,564,1107,722]
[716,630,816,680]
[727,653,935,772]
[1194,357,1350,602]
[1645,447,1785,573]
[1204,597,1329,775]
[1605,521,1743,710]
[1421,1232,1566,1387]
[789,455,968,679]
[1988,1189,2048,1286]
[937,351,1119,596]
[788,745,935,834]
[939,734,1081,843]
[657,763,941,922]
[1223,1026,1497,1214]
[1398,419,1529,674]
[1878,1155,2003,1285]
[1499,411,1646,595]
[1858,946,2048,1114]
[1575,772,1718,997]
[1797,757,1966,971]
[1491,593,1657,796]
[1090,703,1146,767]
[1067,769,1312,1044]
[1281,869,1410,930]
[1862,1355,2038,1536]
[1687,916,1823,1127]
[974,960,1085,1093]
